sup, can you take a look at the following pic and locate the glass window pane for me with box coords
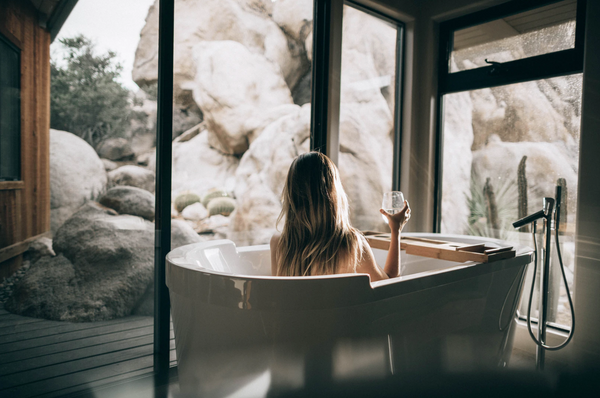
[168,0,313,247]
[0,37,20,181]
[450,0,577,73]
[339,5,399,231]
[440,73,581,327]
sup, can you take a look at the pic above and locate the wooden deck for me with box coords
[0,304,176,397]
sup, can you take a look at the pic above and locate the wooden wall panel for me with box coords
[0,190,22,248]
[20,1,35,242]
[35,21,51,235]
[0,0,51,264]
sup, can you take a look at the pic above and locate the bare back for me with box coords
[270,233,388,281]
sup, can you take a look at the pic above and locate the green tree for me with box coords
[51,35,131,148]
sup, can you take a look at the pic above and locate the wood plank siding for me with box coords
[0,0,51,276]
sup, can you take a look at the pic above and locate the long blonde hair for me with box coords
[275,152,364,276]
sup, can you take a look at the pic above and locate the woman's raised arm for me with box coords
[379,200,411,278]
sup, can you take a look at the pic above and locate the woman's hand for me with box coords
[380,200,411,233]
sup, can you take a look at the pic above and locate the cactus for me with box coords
[174,192,201,213]
[483,177,500,238]
[207,197,236,217]
[557,178,568,233]
[518,156,529,232]
[202,188,229,207]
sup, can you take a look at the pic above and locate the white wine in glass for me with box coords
[382,191,405,224]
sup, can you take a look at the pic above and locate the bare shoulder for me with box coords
[270,233,281,248]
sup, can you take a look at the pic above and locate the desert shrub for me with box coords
[174,192,201,213]
[467,167,518,240]
[207,197,236,217]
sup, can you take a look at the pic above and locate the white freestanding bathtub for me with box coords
[166,233,532,397]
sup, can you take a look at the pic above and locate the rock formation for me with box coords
[7,202,201,321]
[441,91,474,235]
[108,165,156,193]
[99,186,156,221]
[191,40,294,155]
[50,129,107,234]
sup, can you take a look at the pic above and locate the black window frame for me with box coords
[434,0,587,232]
[0,32,22,182]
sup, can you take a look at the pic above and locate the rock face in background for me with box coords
[470,81,573,150]
[133,0,307,96]
[337,108,392,232]
[441,91,474,235]
[229,105,311,245]
[148,131,239,198]
[50,130,107,234]
[472,136,578,217]
[7,202,201,321]
[191,40,294,155]
[131,0,400,243]
[108,165,156,193]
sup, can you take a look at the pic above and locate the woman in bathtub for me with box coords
[270,152,410,281]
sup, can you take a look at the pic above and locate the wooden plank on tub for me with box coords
[484,246,513,254]
[486,250,517,263]
[366,236,390,251]
[363,232,516,263]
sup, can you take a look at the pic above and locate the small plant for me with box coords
[557,177,568,232]
[518,156,529,232]
[207,197,236,217]
[467,167,518,240]
[174,192,201,213]
[202,188,229,208]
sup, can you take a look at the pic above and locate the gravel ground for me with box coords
[0,260,30,304]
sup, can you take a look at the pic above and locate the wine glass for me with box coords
[381,191,405,224]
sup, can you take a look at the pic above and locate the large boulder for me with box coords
[6,203,154,321]
[191,40,294,155]
[108,165,156,193]
[148,130,239,197]
[441,91,474,235]
[336,109,392,232]
[6,202,202,321]
[340,6,398,113]
[133,0,305,96]
[470,81,573,150]
[50,129,107,234]
[272,0,313,44]
[99,186,155,221]
[472,136,578,218]
[96,138,134,161]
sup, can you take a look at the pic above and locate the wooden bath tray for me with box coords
[363,231,515,263]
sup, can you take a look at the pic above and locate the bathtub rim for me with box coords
[166,233,533,310]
